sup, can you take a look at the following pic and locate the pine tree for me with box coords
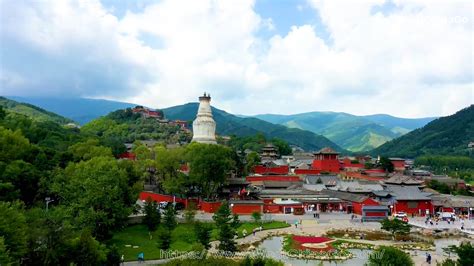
[163,204,177,231]
[143,197,161,231]
[212,201,239,252]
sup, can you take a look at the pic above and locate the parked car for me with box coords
[395,212,407,219]
[158,201,185,211]
[437,212,456,220]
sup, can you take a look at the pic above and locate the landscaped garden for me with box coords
[282,235,354,260]
[108,221,289,261]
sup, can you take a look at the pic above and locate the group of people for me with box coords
[424,215,466,230]
[242,226,263,237]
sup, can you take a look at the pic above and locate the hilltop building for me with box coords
[192,93,217,144]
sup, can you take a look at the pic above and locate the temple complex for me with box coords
[191,93,217,144]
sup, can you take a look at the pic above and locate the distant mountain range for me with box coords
[3,96,342,152]
[372,105,474,158]
[163,103,343,152]
[8,96,136,125]
[0,96,73,124]
[3,96,442,153]
[255,112,435,152]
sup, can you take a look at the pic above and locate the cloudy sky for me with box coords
[0,0,472,117]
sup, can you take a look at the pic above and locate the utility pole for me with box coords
[45,197,54,212]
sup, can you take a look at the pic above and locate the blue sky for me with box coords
[0,0,472,117]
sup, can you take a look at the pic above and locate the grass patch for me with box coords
[109,221,289,261]
[236,221,289,237]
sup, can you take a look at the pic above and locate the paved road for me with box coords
[408,217,474,234]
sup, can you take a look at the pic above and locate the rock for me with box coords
[125,245,131,248]
[344,234,349,238]
[133,246,139,249]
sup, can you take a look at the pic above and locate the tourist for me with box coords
[121,255,124,266]
[242,229,247,237]
[253,228,256,236]
[137,252,144,263]
[426,253,432,264]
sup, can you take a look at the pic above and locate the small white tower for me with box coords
[192,93,217,144]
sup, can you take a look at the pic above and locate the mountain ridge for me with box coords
[371,105,474,157]
[163,102,344,152]
[254,111,436,152]
[0,96,74,124]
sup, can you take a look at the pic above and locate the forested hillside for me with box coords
[372,105,474,157]
[82,108,192,148]
[8,96,136,125]
[0,97,74,124]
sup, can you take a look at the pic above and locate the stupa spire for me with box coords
[192,93,217,144]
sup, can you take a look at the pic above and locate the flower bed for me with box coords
[282,235,352,260]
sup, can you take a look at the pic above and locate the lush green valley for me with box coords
[255,112,435,152]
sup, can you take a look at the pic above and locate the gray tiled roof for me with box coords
[384,174,424,185]
[335,181,383,193]
[305,175,339,186]
[303,184,327,192]
[385,185,431,200]
[321,189,369,203]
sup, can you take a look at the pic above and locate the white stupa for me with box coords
[192,93,217,144]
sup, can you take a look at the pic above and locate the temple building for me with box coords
[192,93,217,144]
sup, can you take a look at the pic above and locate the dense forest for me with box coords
[0,103,273,264]
[372,105,474,157]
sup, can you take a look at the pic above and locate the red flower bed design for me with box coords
[292,236,335,252]
[293,236,333,243]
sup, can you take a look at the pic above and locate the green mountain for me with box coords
[7,96,136,125]
[0,96,73,124]
[372,105,474,158]
[163,103,343,152]
[255,112,435,152]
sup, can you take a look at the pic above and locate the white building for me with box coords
[192,93,217,144]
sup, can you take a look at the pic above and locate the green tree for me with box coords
[68,138,113,161]
[380,218,411,239]
[163,205,177,231]
[0,237,12,265]
[2,160,41,205]
[213,201,239,252]
[0,126,31,163]
[0,201,28,263]
[157,228,172,250]
[70,230,107,265]
[367,246,414,266]
[154,146,188,194]
[245,151,261,174]
[379,157,394,173]
[186,143,235,200]
[251,211,262,224]
[184,202,197,224]
[143,197,161,231]
[52,156,140,240]
[194,222,213,250]
[271,138,292,156]
[25,207,76,265]
[106,245,122,266]
[449,242,474,266]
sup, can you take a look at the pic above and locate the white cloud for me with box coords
[0,0,472,117]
